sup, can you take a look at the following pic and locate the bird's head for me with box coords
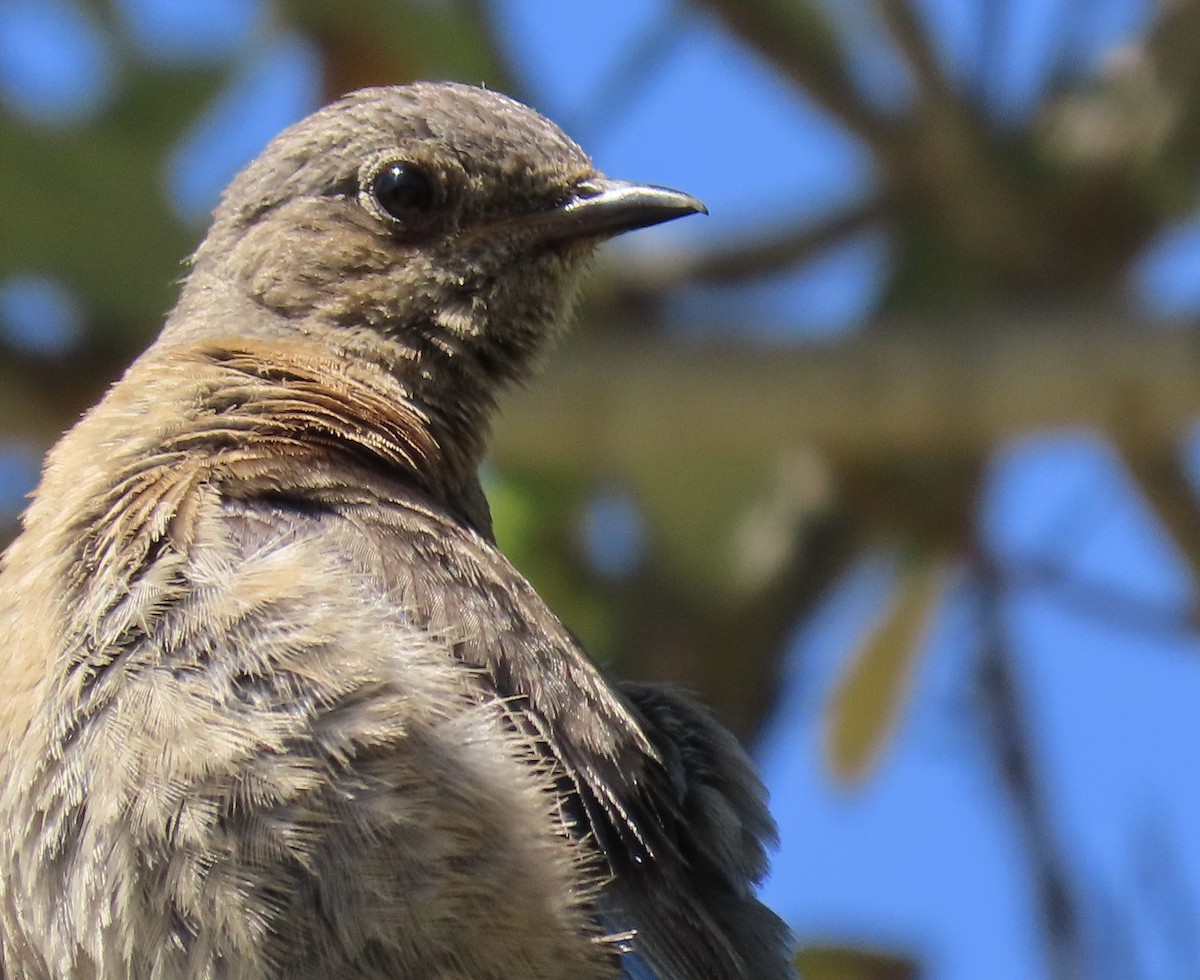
[177,82,704,385]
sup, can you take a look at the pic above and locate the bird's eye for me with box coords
[368,162,436,220]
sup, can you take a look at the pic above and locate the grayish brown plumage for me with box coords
[0,82,793,979]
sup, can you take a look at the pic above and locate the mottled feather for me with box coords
[0,82,792,979]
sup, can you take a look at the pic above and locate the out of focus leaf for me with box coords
[488,466,621,659]
[794,945,918,980]
[823,556,943,785]
[0,64,223,344]
[282,0,516,96]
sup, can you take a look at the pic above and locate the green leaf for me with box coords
[823,557,943,786]
[795,944,918,980]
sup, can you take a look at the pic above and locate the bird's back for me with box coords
[0,346,613,978]
[0,340,790,978]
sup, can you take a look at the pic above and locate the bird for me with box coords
[0,82,793,979]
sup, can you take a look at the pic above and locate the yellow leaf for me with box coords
[794,944,918,980]
[823,557,944,786]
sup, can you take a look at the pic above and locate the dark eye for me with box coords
[369,162,436,220]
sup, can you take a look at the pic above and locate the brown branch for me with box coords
[996,557,1200,638]
[688,0,894,147]
[608,197,887,294]
[1118,446,1200,590]
[689,0,1058,283]
[973,0,1008,109]
[490,314,1200,480]
[875,0,955,104]
[1043,0,1098,89]
[974,564,1086,980]
[689,0,1048,282]
[566,3,694,142]
[1142,0,1200,173]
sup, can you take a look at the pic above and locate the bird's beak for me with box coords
[526,177,707,244]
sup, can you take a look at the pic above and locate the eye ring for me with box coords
[363,160,438,222]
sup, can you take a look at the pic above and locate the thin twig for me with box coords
[688,0,895,147]
[1041,0,1095,91]
[568,2,695,143]
[875,0,955,104]
[1118,446,1200,593]
[973,562,1085,980]
[973,0,1008,112]
[610,197,886,294]
[993,557,1200,639]
[1143,0,1200,170]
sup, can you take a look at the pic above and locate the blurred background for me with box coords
[4,0,1200,977]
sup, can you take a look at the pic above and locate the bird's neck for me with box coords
[83,335,497,539]
[153,273,524,532]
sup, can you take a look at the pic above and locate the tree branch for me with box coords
[1142,0,1200,175]
[875,0,955,105]
[608,198,886,295]
[688,0,894,146]
[973,0,1008,111]
[490,314,1200,480]
[1118,446,1200,591]
[566,2,694,142]
[996,557,1200,638]
[974,566,1086,980]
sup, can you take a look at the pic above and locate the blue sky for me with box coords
[4,1,1200,976]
